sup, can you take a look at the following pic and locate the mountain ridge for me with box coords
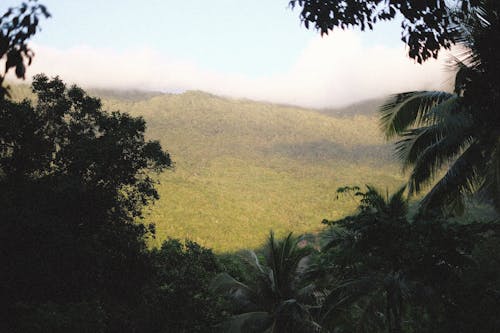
[8,83,403,251]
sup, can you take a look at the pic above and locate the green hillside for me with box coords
[96,90,405,251]
[8,83,406,251]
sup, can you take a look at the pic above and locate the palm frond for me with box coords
[273,299,322,332]
[264,231,313,299]
[419,141,486,216]
[354,294,386,333]
[404,125,475,194]
[240,250,266,274]
[379,91,455,139]
[211,273,253,294]
[393,95,470,168]
[320,275,382,323]
[387,186,408,218]
[360,185,388,212]
[477,140,500,211]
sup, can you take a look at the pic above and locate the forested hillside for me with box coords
[12,84,493,251]
[98,89,404,251]
[3,1,500,332]
[10,83,403,250]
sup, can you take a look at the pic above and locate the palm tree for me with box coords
[211,232,323,333]
[316,186,412,333]
[379,0,500,216]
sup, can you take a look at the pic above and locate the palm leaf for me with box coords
[240,250,266,274]
[211,272,254,295]
[387,186,408,218]
[319,275,382,323]
[419,141,486,215]
[406,128,475,194]
[379,91,455,139]
[476,141,500,211]
[393,95,468,165]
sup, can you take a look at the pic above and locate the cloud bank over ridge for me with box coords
[19,30,453,108]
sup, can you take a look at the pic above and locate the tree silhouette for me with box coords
[0,74,170,332]
[211,232,322,333]
[0,1,50,98]
[316,185,500,332]
[290,0,483,63]
[318,186,410,333]
[379,0,500,216]
[138,239,225,333]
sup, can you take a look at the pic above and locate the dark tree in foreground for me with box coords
[290,0,482,63]
[379,0,500,216]
[315,186,500,333]
[0,74,171,332]
[140,239,225,333]
[212,232,322,333]
[0,1,50,98]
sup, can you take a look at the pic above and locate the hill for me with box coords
[7,84,405,251]
[96,90,405,251]
[318,98,387,117]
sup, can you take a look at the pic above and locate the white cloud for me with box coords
[13,31,454,108]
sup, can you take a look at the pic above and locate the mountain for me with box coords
[96,90,405,251]
[318,98,387,117]
[7,84,405,251]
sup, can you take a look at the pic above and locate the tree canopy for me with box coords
[378,0,500,216]
[290,0,482,63]
[316,185,500,332]
[0,75,172,332]
[0,1,50,98]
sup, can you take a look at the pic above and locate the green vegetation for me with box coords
[0,1,50,98]
[312,186,500,333]
[2,1,499,332]
[8,84,406,251]
[102,91,404,251]
[212,232,320,332]
[379,0,500,216]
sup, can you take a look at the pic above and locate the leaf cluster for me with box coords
[314,186,500,332]
[290,0,480,63]
[0,75,173,332]
[0,1,50,97]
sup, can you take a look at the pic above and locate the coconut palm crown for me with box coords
[211,231,322,333]
[379,0,500,216]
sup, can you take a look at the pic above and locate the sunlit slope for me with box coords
[9,84,491,250]
[100,91,404,251]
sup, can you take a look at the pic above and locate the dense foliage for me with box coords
[139,239,226,332]
[212,232,322,333]
[315,186,500,332]
[0,76,227,332]
[0,1,50,98]
[379,0,500,216]
[1,1,499,332]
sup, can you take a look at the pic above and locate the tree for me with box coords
[0,74,171,332]
[0,1,50,98]
[379,0,500,215]
[289,0,482,63]
[317,185,499,332]
[137,239,225,333]
[211,232,322,333]
[318,186,411,333]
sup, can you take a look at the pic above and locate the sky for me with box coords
[4,0,454,108]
